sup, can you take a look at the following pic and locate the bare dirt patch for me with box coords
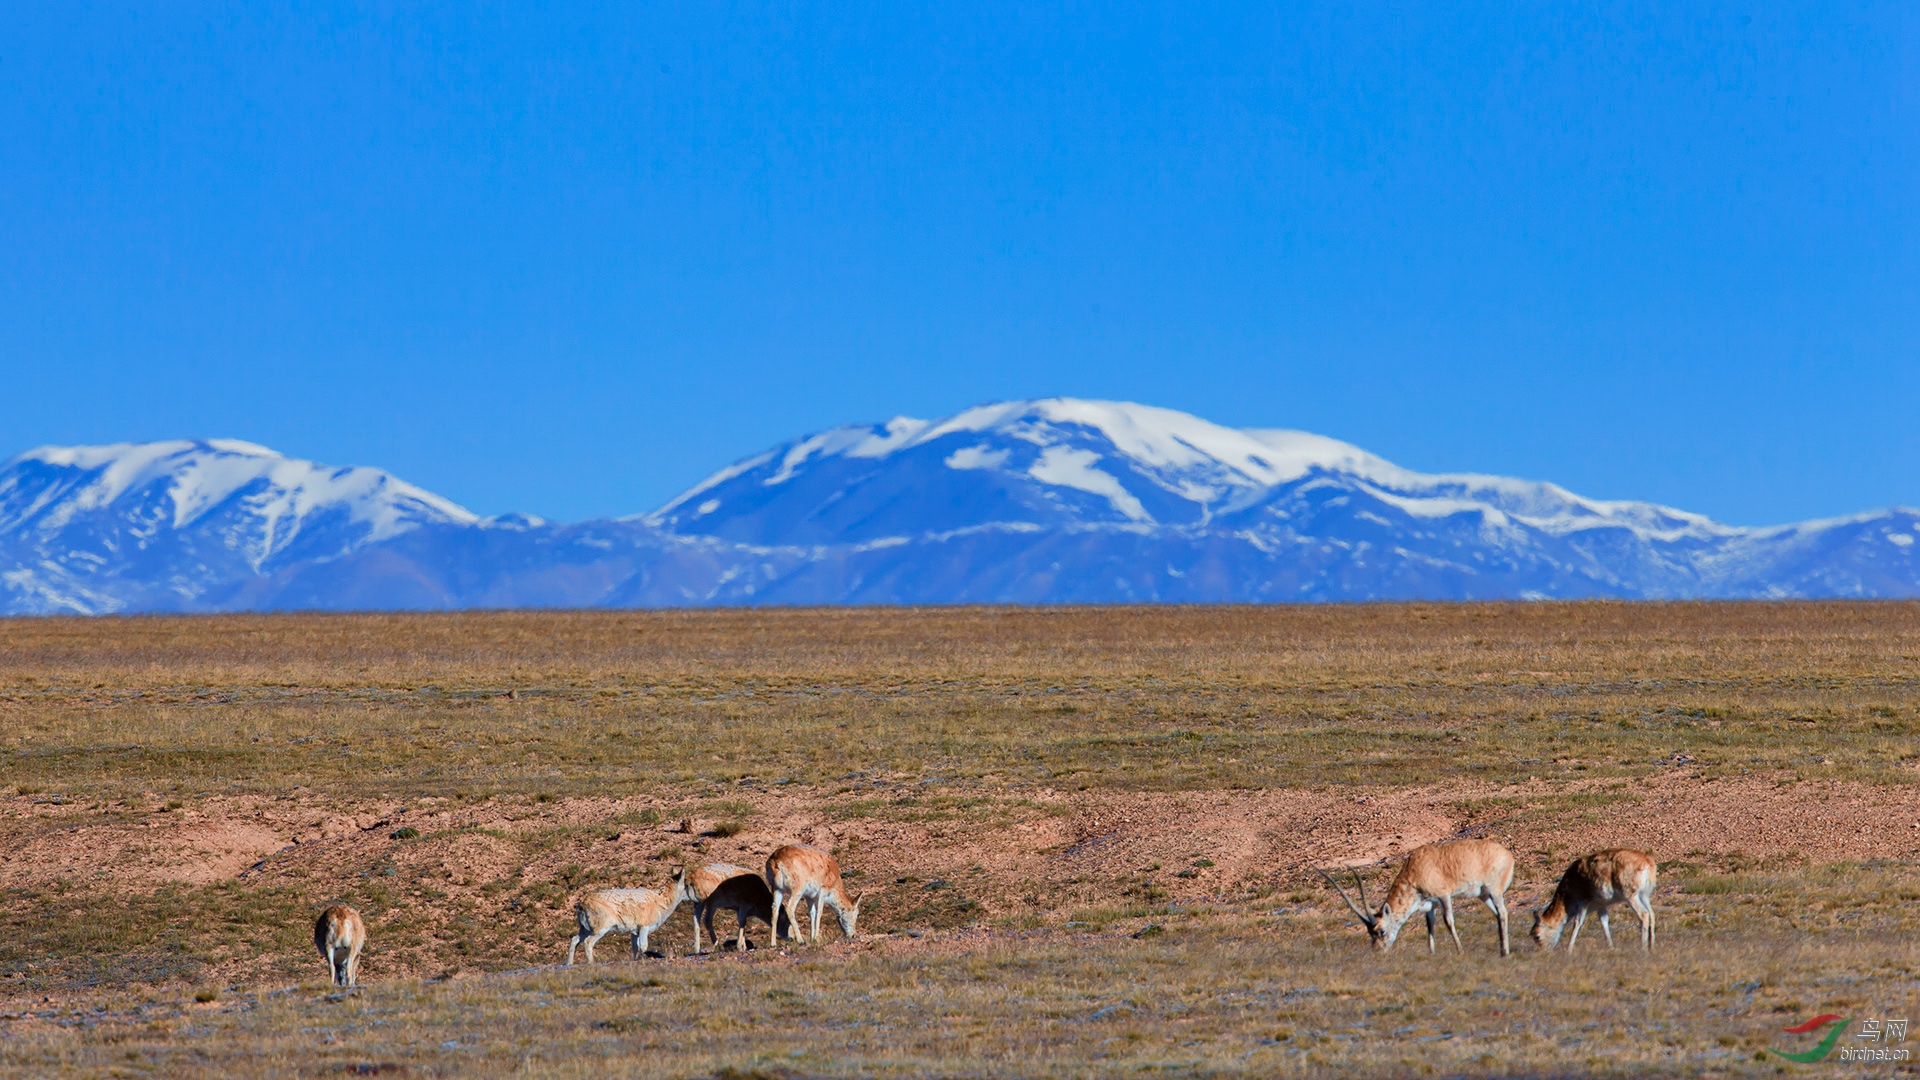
[3,771,1914,991]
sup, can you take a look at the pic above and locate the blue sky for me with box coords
[2,2,1915,525]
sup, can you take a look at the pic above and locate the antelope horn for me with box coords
[1352,869,1371,913]
[1318,868,1377,929]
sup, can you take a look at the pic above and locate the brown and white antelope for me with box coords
[766,844,862,946]
[566,868,695,965]
[1531,848,1657,953]
[1321,838,1516,956]
[313,904,366,987]
[699,869,793,951]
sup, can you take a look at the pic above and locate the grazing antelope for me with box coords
[765,844,862,946]
[700,870,793,951]
[566,868,695,965]
[1532,848,1658,953]
[313,904,366,987]
[1321,838,1516,956]
[689,862,775,953]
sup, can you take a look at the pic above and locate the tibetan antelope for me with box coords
[689,862,753,954]
[689,862,788,953]
[1532,848,1658,953]
[766,844,862,946]
[313,904,366,987]
[1321,838,1516,956]
[700,869,793,951]
[566,867,695,965]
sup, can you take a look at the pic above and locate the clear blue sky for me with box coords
[3,2,1915,525]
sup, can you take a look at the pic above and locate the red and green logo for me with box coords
[1771,1014,1849,1063]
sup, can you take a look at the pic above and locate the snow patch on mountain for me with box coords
[944,445,1009,471]
[1028,445,1151,522]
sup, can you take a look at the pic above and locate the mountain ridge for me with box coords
[5,400,1917,613]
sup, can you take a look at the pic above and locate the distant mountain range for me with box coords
[5,400,1918,614]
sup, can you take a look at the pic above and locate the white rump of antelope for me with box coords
[567,868,695,965]
[1532,848,1657,953]
[1321,838,1515,956]
[314,904,366,987]
[766,844,862,945]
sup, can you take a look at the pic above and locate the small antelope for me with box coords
[313,904,366,987]
[689,862,754,953]
[700,870,793,951]
[1321,838,1516,956]
[766,844,862,946]
[567,868,695,965]
[1531,848,1658,953]
[689,862,767,953]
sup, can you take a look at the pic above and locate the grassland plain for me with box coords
[1,603,1918,1077]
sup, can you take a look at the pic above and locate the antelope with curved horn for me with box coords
[1531,848,1657,953]
[1320,838,1515,956]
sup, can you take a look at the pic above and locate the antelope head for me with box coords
[1529,902,1566,948]
[833,892,863,938]
[1320,868,1392,950]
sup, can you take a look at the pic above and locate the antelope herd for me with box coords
[1321,840,1661,958]
[559,844,862,965]
[312,830,1664,985]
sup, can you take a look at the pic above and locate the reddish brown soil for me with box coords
[5,772,1914,911]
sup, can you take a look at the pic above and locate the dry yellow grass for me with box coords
[5,924,1916,1078]
[1,603,1917,1077]
[5,603,1919,799]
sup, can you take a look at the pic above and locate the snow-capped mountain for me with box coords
[0,440,477,613]
[643,398,1920,602]
[4,401,1918,614]
[650,399,1730,545]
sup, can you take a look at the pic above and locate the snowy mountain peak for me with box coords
[0,440,477,613]
[740,398,1393,487]
[4,439,475,542]
[650,398,1374,528]
[646,398,1731,546]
